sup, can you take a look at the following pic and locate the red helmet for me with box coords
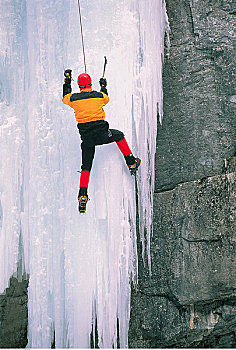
[77,73,92,87]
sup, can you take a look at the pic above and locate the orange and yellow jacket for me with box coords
[62,87,109,124]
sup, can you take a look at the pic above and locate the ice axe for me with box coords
[102,56,107,78]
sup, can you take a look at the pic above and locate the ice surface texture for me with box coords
[0,0,169,347]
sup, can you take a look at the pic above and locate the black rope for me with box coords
[77,0,87,73]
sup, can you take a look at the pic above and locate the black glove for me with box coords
[64,69,72,85]
[99,77,107,87]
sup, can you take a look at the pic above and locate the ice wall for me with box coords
[0,0,168,347]
[0,0,28,291]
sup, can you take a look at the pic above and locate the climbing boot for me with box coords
[128,157,141,175]
[78,195,88,214]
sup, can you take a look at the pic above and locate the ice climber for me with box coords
[62,69,141,213]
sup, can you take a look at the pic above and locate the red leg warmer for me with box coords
[116,138,132,156]
[79,170,90,189]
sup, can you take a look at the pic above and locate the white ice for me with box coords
[0,0,169,347]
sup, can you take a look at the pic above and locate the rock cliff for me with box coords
[129,0,236,347]
[0,277,28,348]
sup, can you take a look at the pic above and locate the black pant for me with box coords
[77,120,124,172]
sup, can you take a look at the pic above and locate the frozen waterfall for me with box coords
[0,0,169,347]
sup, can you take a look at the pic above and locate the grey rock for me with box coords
[0,277,28,348]
[151,169,235,305]
[129,168,236,348]
[129,0,236,347]
[155,0,235,192]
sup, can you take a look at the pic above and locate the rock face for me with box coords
[155,0,235,191]
[129,165,235,348]
[129,0,236,348]
[0,277,28,348]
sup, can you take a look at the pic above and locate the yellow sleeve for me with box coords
[62,93,73,107]
[101,92,109,106]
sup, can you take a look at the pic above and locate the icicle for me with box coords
[0,0,28,293]
[131,0,170,274]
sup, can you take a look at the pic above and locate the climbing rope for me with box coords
[77,0,87,72]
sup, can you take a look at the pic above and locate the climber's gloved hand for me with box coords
[99,77,107,87]
[64,69,72,85]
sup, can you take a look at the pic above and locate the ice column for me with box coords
[0,0,28,292]
[131,0,170,272]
